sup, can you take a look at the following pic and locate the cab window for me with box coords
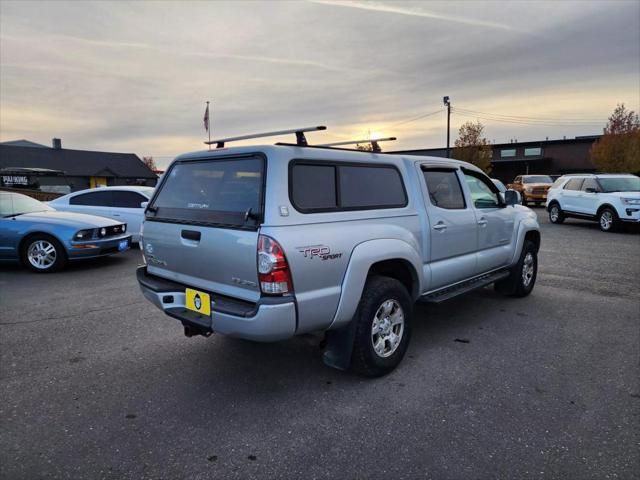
[463,172,500,208]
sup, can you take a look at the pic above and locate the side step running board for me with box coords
[421,270,510,303]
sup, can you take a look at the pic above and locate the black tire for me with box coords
[350,276,412,377]
[495,240,538,297]
[548,202,565,224]
[522,196,528,207]
[598,207,618,232]
[20,234,67,273]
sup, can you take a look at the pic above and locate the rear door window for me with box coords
[581,178,600,192]
[112,191,148,208]
[422,170,466,209]
[70,191,114,206]
[148,156,264,228]
[564,178,584,191]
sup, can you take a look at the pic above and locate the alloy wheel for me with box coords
[600,211,613,231]
[522,252,535,287]
[371,299,404,358]
[27,240,57,270]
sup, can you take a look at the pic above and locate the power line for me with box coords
[452,107,605,126]
[453,106,605,122]
[386,108,444,128]
[452,109,604,127]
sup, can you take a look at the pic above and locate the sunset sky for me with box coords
[1,0,639,168]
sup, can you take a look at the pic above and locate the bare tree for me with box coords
[142,156,157,171]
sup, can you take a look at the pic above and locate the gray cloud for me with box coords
[0,0,638,168]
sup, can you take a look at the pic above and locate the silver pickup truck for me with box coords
[137,129,540,376]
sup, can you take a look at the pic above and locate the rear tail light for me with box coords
[257,235,293,295]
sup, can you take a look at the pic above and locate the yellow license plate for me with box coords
[185,288,211,316]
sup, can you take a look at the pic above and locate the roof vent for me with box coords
[52,138,62,149]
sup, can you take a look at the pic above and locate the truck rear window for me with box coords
[148,156,264,228]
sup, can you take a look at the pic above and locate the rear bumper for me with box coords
[136,266,297,342]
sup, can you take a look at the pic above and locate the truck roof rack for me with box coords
[205,126,327,148]
[317,137,396,153]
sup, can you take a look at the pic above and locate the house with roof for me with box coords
[0,138,157,193]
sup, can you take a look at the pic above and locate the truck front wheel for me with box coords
[495,240,538,297]
[350,276,412,377]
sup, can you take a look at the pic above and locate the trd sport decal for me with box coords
[297,245,343,261]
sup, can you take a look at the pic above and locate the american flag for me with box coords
[203,102,210,132]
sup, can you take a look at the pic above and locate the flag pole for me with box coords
[206,101,211,150]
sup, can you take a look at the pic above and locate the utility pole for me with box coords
[443,96,451,158]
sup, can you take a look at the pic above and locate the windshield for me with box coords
[148,156,264,228]
[0,192,55,217]
[523,175,553,184]
[597,176,640,193]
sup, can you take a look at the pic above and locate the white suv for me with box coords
[546,174,640,232]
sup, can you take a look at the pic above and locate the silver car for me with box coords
[138,138,540,376]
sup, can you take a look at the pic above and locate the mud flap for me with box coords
[322,319,358,371]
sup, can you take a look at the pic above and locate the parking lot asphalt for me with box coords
[1,210,639,480]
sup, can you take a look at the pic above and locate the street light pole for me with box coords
[443,96,451,158]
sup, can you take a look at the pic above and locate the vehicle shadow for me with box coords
[0,249,136,275]
[137,287,509,401]
[560,218,639,234]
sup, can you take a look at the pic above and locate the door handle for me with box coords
[112,213,121,217]
[477,218,488,227]
[181,230,201,241]
[433,222,447,231]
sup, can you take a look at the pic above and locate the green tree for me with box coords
[590,104,640,174]
[453,120,492,173]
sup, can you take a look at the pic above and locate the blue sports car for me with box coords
[0,191,132,272]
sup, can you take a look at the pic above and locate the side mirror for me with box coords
[585,188,598,194]
[504,189,520,206]
[140,201,149,209]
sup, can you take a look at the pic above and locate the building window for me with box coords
[524,147,542,156]
[501,149,516,158]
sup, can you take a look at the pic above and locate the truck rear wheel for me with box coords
[350,276,412,377]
